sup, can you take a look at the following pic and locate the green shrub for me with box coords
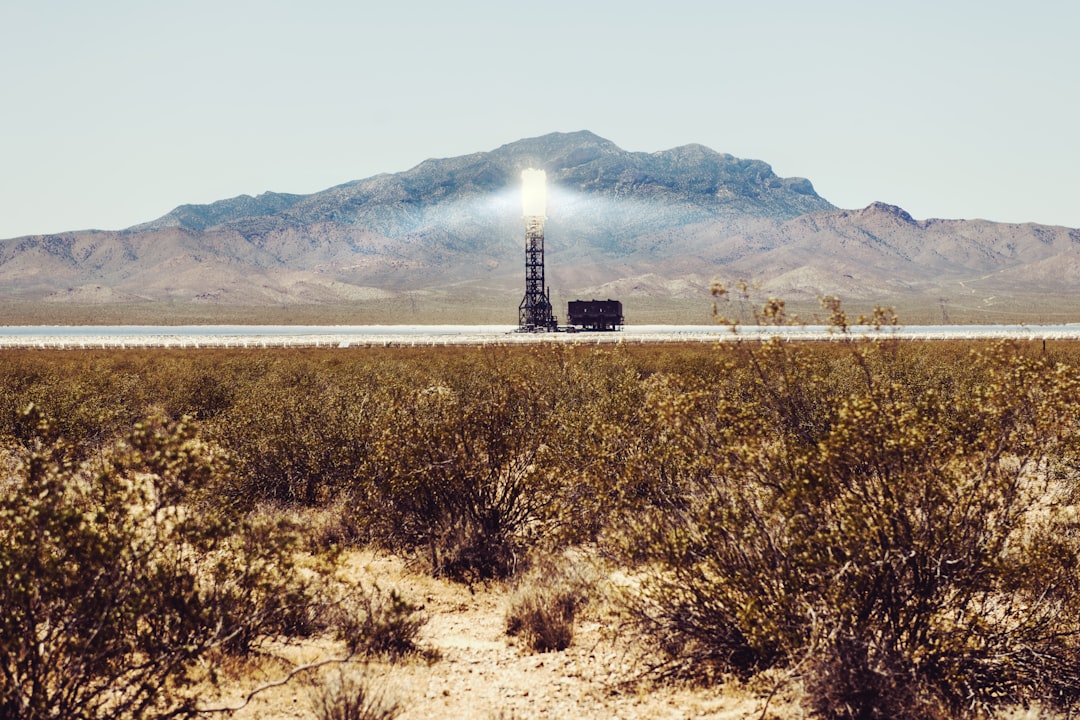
[625,303,1080,719]
[0,405,327,720]
[539,347,649,546]
[9,338,1080,717]
[332,584,428,660]
[211,362,379,506]
[505,555,591,652]
[362,360,562,580]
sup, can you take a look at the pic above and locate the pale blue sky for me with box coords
[1,0,1076,239]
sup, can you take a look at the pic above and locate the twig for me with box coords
[195,653,356,714]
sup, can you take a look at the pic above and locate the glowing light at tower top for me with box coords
[521,169,547,218]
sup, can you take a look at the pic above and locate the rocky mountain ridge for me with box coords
[131,131,831,237]
[2,131,1077,323]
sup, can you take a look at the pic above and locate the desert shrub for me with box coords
[506,586,577,653]
[0,350,246,447]
[538,347,651,545]
[625,302,1080,719]
[285,497,374,552]
[307,668,402,720]
[211,361,383,506]
[152,354,241,421]
[505,554,592,652]
[0,405,328,720]
[332,584,428,660]
[1,357,144,453]
[361,358,562,580]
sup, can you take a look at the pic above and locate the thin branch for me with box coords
[194,652,357,715]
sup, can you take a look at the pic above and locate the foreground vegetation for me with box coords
[4,308,1080,718]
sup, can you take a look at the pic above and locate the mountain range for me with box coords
[3,130,1078,324]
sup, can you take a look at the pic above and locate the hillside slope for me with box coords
[2,131,1076,323]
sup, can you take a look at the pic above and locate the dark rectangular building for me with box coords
[567,299,624,331]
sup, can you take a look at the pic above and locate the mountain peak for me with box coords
[487,130,622,171]
[4,132,1080,319]
[135,132,834,235]
[655,143,725,161]
[860,201,917,224]
[495,129,615,152]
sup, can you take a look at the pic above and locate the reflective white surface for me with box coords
[2,324,1079,349]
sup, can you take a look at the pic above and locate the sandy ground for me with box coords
[206,550,791,720]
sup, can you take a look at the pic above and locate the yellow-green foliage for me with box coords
[330,583,428,660]
[624,332,1080,719]
[505,554,592,653]
[0,405,324,720]
[5,331,1080,717]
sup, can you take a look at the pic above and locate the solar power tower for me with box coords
[517,169,558,331]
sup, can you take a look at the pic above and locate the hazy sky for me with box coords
[1,0,1077,239]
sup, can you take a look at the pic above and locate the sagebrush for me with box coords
[0,406,329,720]
[624,300,1080,718]
[4,325,1080,717]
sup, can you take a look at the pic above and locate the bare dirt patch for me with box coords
[210,549,782,719]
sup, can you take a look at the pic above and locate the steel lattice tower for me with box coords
[518,171,557,331]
